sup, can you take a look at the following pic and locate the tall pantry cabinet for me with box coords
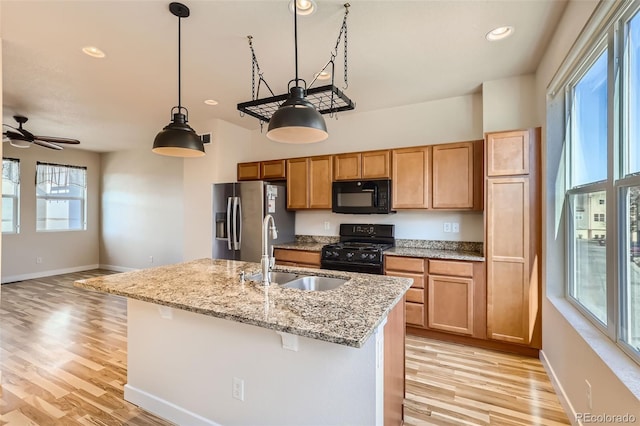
[484,128,541,348]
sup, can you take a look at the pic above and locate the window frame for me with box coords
[2,157,20,234]
[563,1,640,365]
[35,162,88,233]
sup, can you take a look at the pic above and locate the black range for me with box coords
[320,224,395,275]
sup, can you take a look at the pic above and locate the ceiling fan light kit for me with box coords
[237,3,354,144]
[152,2,205,158]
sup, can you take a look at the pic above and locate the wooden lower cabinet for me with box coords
[273,248,321,269]
[384,256,426,328]
[427,275,474,335]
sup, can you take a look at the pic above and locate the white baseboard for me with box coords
[1,264,100,284]
[124,384,221,426]
[99,264,138,273]
[540,349,579,425]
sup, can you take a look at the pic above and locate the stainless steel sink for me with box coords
[247,271,299,284]
[281,275,347,291]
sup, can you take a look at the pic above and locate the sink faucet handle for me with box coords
[269,256,276,270]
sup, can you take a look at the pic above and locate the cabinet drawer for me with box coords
[273,249,321,266]
[429,259,473,277]
[385,271,424,289]
[385,256,425,273]
[406,302,425,327]
[406,288,425,304]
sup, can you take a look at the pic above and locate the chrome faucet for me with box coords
[261,214,278,285]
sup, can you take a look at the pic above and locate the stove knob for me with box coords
[369,253,377,259]
[333,251,340,257]
[360,253,369,259]
[346,252,354,259]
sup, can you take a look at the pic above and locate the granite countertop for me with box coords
[274,237,485,262]
[74,258,412,348]
[385,247,484,262]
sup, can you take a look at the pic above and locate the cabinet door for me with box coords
[392,147,430,208]
[334,153,361,181]
[432,142,475,209]
[308,155,333,209]
[486,177,531,344]
[261,159,286,180]
[486,130,530,176]
[237,162,261,181]
[428,275,474,335]
[286,158,308,209]
[362,150,391,179]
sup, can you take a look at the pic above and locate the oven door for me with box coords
[320,259,384,275]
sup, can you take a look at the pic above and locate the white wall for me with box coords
[536,0,640,419]
[1,145,101,282]
[100,148,184,270]
[482,74,538,132]
[182,94,486,260]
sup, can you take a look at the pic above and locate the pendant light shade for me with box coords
[152,2,205,158]
[266,0,328,144]
[266,87,328,143]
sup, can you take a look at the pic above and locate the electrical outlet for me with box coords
[452,222,460,233]
[443,222,452,233]
[36,257,43,264]
[232,377,245,401]
[149,256,154,263]
[324,221,330,231]
[585,379,592,409]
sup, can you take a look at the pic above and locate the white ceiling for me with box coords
[1,0,568,153]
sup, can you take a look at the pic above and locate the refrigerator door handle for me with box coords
[236,197,242,250]
[232,197,240,250]
[226,197,233,250]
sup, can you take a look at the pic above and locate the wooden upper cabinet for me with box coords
[309,155,333,209]
[334,150,390,181]
[362,150,391,179]
[392,146,430,209]
[261,159,286,180]
[286,158,309,209]
[286,155,332,209]
[486,130,530,176]
[432,141,483,210]
[237,162,261,181]
[334,153,362,181]
[238,160,286,181]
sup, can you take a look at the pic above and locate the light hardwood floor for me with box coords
[0,270,569,425]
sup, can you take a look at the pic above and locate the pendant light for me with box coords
[152,2,205,157]
[266,0,328,144]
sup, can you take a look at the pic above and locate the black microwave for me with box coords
[332,179,394,214]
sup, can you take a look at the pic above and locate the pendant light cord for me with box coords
[178,15,182,109]
[294,0,299,86]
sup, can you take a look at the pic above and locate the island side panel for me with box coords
[125,299,382,426]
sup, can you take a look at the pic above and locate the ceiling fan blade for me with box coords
[4,130,30,141]
[34,135,80,144]
[33,140,63,150]
[3,124,31,138]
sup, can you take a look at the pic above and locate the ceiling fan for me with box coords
[2,115,80,150]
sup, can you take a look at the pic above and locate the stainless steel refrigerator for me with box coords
[212,181,295,262]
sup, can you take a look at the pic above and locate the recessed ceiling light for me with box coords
[314,71,331,81]
[486,26,514,41]
[82,46,106,58]
[204,99,219,106]
[289,0,317,16]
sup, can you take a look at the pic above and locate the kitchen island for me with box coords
[75,258,411,426]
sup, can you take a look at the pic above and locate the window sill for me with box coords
[547,295,640,399]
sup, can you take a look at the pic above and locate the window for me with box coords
[2,158,20,233]
[36,162,87,231]
[561,3,640,363]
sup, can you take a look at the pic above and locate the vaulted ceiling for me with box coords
[1,0,568,152]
